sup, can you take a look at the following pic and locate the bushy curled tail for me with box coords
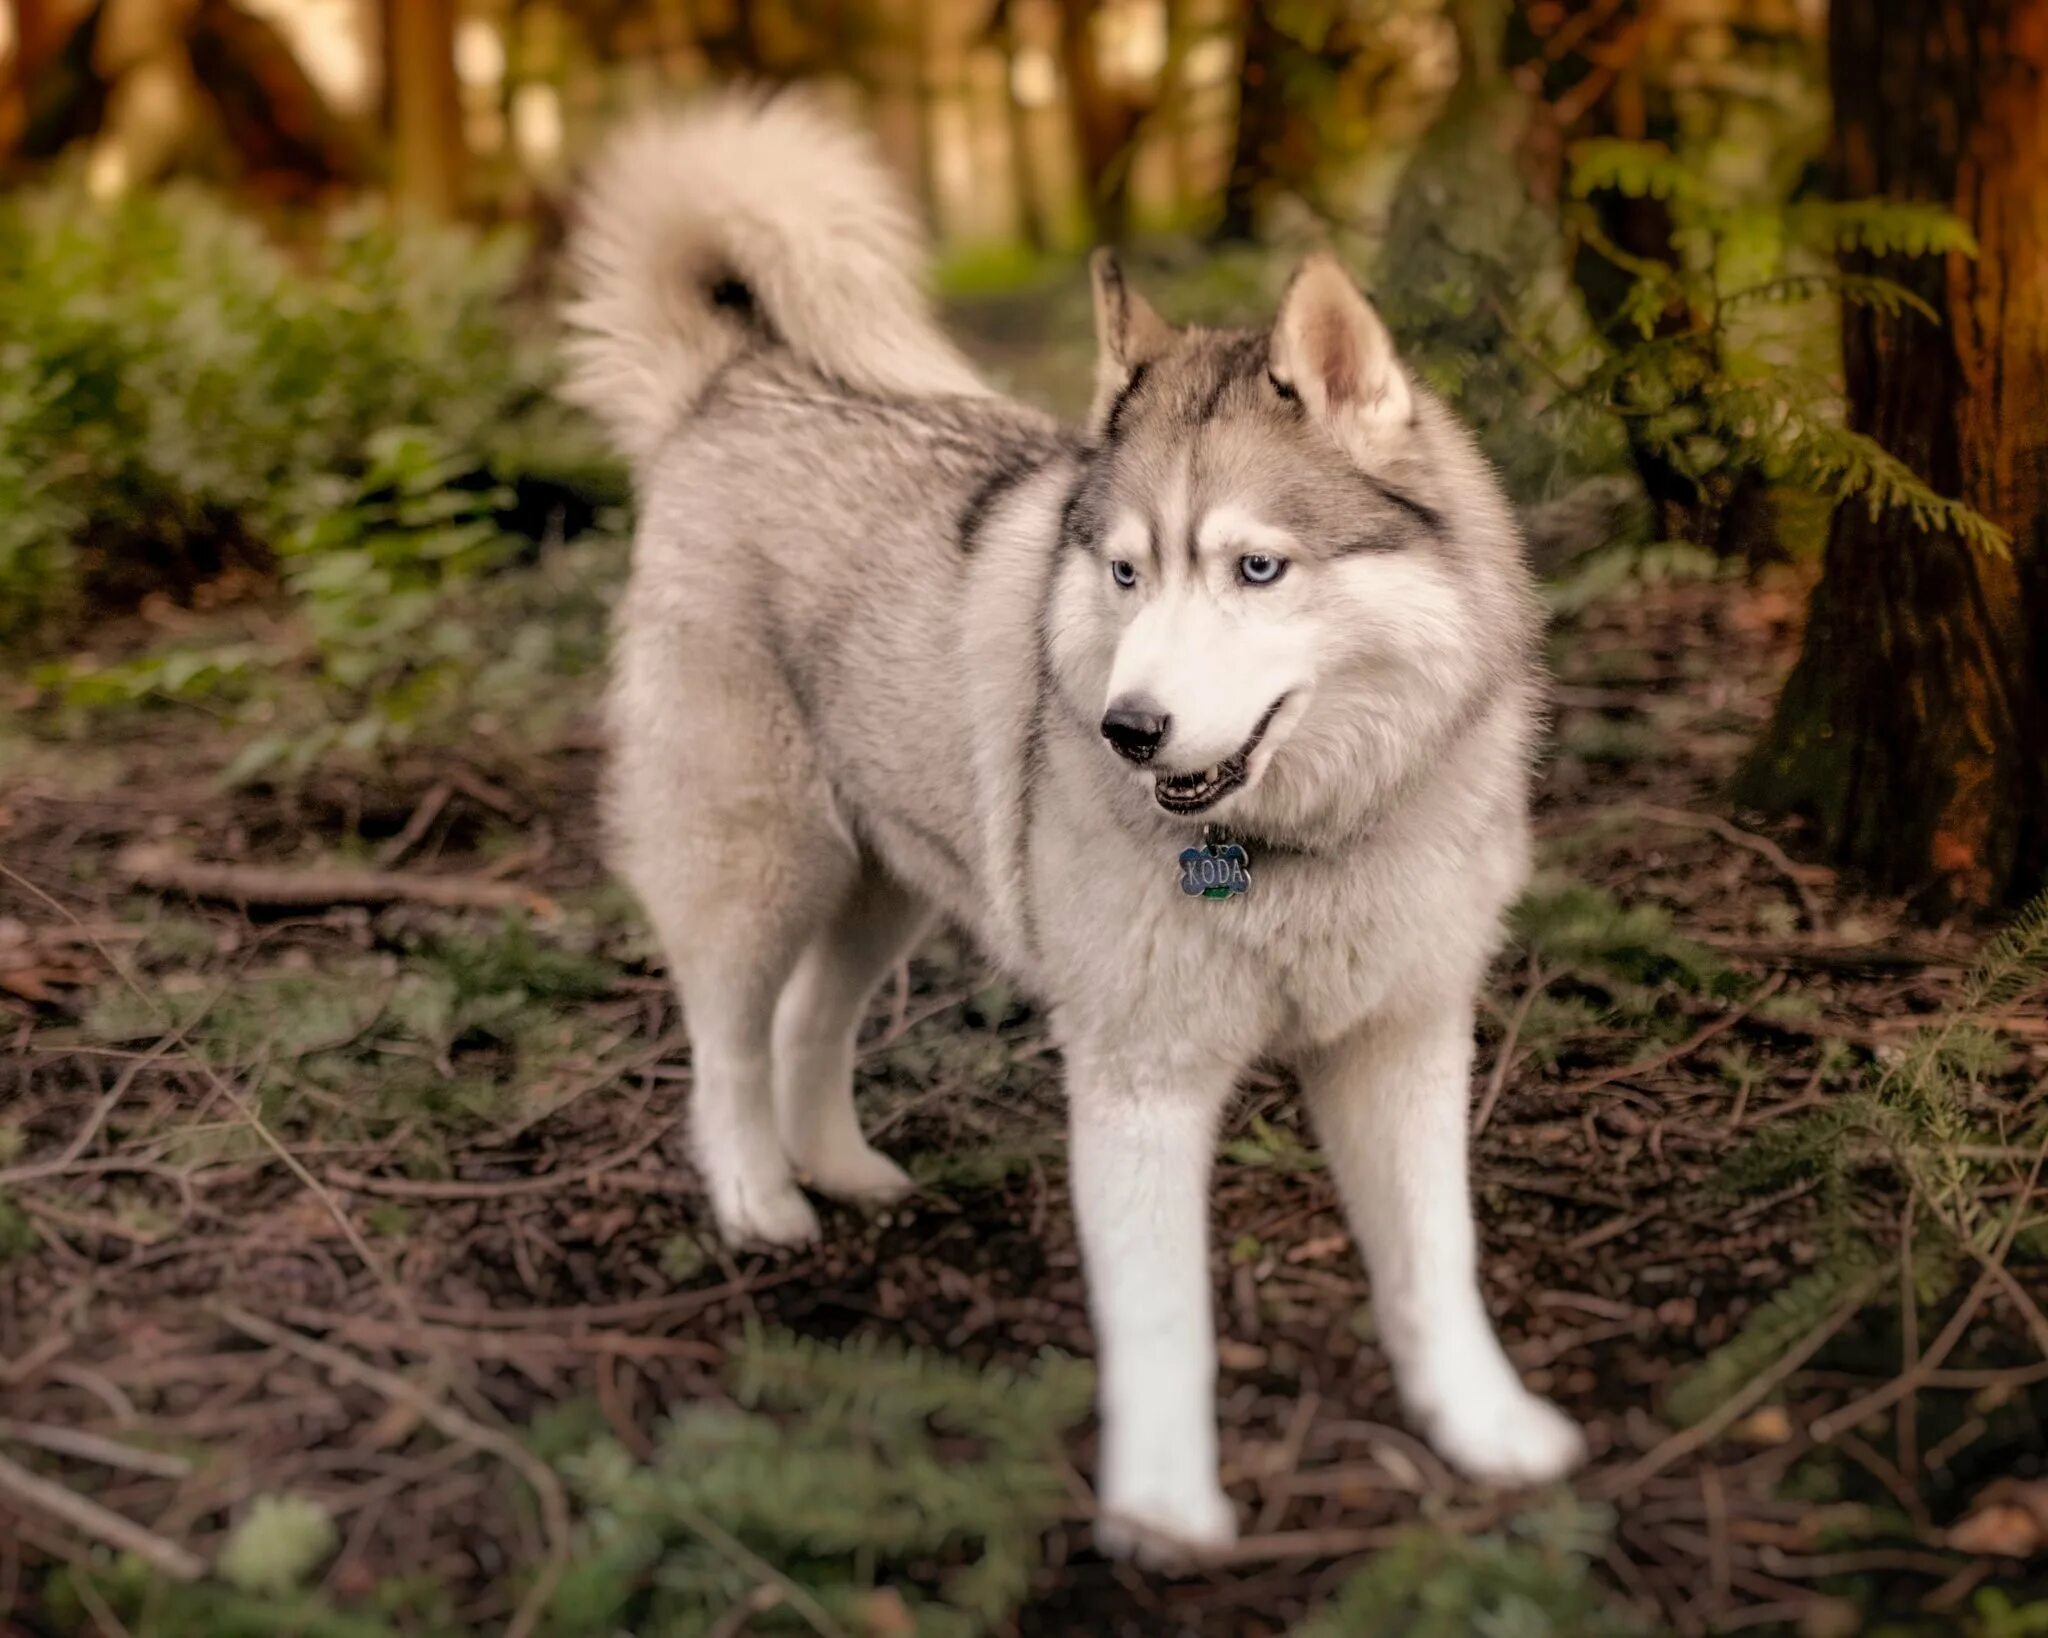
[561,88,987,468]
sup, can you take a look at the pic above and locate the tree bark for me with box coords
[385,0,464,217]
[1058,0,1138,236]
[1737,0,2048,912]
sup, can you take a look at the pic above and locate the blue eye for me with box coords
[1110,559,1138,589]
[1239,554,1286,586]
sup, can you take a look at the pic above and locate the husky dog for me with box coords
[563,91,1585,1560]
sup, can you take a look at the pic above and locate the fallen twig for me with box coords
[1810,1134,2048,1445]
[0,1448,204,1581]
[1565,972,1785,1097]
[1629,804,1829,928]
[116,843,554,917]
[325,1109,682,1200]
[1475,956,1551,1135]
[1595,1268,1885,1500]
[0,1418,193,1479]
[373,780,454,867]
[209,1304,570,1638]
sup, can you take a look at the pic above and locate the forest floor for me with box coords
[5,359,2048,1635]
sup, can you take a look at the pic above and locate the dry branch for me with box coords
[0,1447,204,1581]
[116,843,555,917]
[209,1304,569,1638]
[1629,804,1830,928]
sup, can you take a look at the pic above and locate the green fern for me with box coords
[550,1329,1091,1637]
[1698,892,2048,1430]
[1662,1252,1882,1428]
[1569,139,1708,208]
[1786,199,1980,259]
[1293,1500,1645,1636]
[1718,390,2013,557]
[1558,133,2002,562]
[1720,272,1939,323]
[1957,893,2048,1016]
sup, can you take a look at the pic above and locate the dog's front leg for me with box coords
[1067,1044,1238,1562]
[1305,999,1586,1484]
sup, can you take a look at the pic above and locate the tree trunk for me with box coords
[1217,0,1286,239]
[385,0,463,216]
[1058,0,1137,236]
[1737,0,2048,912]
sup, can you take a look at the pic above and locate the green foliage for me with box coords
[1546,539,1723,617]
[55,1563,456,1638]
[0,179,623,773]
[0,1191,40,1260]
[82,916,625,1153]
[218,1495,341,1597]
[1561,137,2007,555]
[1293,1501,1650,1637]
[656,1231,710,1283]
[1222,1111,1326,1172]
[1376,67,1625,503]
[1694,893,2048,1425]
[1661,1253,1881,1428]
[550,1328,1092,1637]
[1971,1589,2048,1637]
[1511,877,1738,998]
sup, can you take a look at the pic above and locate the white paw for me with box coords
[1423,1388,1587,1487]
[798,1142,914,1206]
[710,1172,821,1249]
[1094,1481,1237,1568]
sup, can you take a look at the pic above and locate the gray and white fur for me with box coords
[564,89,1585,1561]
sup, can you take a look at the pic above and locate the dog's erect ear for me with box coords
[1269,253,1412,459]
[1088,249,1174,436]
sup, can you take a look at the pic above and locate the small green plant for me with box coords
[82,916,626,1156]
[1560,138,2005,556]
[1293,1501,1648,1636]
[1679,893,2048,1425]
[218,1495,340,1598]
[1511,876,1738,998]
[549,1329,1092,1636]
[1,179,623,775]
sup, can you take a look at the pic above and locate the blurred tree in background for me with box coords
[0,0,2041,911]
[1739,0,2048,911]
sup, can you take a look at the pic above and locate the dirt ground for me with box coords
[4,566,2046,1636]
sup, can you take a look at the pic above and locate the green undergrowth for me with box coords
[1665,894,2048,1431]
[547,1329,1091,1637]
[79,914,625,1161]
[1292,1501,1650,1637]
[0,178,624,778]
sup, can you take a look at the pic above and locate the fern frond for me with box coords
[1662,1248,1884,1427]
[1706,384,2011,557]
[1787,200,1978,259]
[1568,139,1706,208]
[1958,890,2048,1015]
[553,1330,1090,1637]
[1720,272,1939,323]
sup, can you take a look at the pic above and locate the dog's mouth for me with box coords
[1151,696,1290,815]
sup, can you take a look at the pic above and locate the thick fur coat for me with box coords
[564,89,1585,1560]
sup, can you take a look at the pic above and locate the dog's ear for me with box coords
[1269,253,1412,459]
[1088,249,1174,437]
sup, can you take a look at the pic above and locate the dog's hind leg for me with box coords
[610,613,852,1249]
[772,869,932,1203]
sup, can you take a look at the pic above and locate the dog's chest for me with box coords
[1034,838,1437,1057]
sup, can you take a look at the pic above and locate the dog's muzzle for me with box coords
[1151,695,1289,815]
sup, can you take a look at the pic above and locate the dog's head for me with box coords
[1045,251,1536,839]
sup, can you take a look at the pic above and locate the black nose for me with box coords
[1101,702,1169,764]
